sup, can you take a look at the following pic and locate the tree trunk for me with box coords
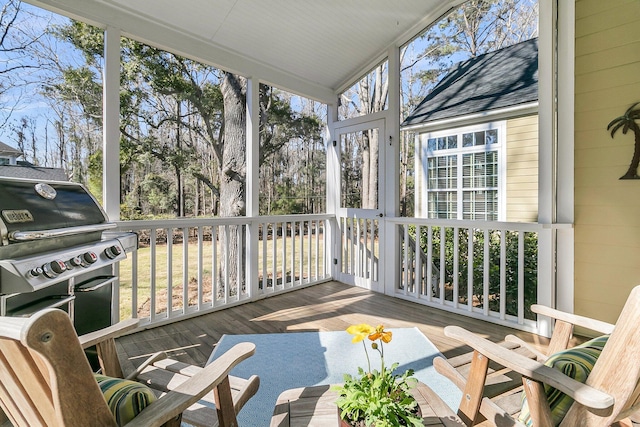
[367,129,379,209]
[362,132,371,209]
[355,64,385,211]
[176,101,184,217]
[175,164,183,217]
[219,72,247,296]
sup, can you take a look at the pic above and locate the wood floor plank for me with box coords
[116,281,552,374]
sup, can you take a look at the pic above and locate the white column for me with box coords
[555,0,575,315]
[538,0,555,227]
[383,44,401,296]
[326,104,339,278]
[537,0,575,321]
[103,27,121,220]
[246,77,260,298]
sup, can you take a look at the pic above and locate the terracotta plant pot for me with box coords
[337,407,423,427]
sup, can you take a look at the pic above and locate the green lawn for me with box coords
[117,233,325,320]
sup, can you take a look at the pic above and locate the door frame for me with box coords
[333,118,386,291]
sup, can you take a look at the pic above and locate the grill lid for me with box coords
[0,178,110,246]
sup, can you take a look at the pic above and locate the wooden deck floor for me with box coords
[116,281,554,375]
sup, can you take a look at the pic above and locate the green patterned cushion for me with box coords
[518,335,609,426]
[94,374,157,426]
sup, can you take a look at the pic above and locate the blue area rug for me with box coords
[207,328,462,427]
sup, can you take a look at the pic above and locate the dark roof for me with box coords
[0,164,68,181]
[0,141,23,156]
[402,38,538,127]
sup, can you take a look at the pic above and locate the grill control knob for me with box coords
[68,256,83,268]
[29,267,43,277]
[43,260,67,278]
[104,245,123,259]
[83,251,98,264]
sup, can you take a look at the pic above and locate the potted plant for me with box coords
[334,323,423,427]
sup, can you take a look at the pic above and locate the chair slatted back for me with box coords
[0,309,117,427]
[561,285,640,425]
[0,340,55,426]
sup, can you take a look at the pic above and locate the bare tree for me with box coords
[437,0,538,58]
[339,63,389,210]
[0,0,51,128]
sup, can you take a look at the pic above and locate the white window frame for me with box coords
[417,121,507,221]
[0,157,11,166]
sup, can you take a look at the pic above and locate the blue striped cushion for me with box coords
[518,335,609,426]
[94,374,157,426]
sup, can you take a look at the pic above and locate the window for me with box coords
[418,122,505,220]
[0,157,10,165]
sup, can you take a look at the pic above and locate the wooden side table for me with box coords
[270,382,464,427]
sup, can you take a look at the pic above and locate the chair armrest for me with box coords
[78,318,139,377]
[444,326,614,411]
[531,305,615,335]
[504,335,548,361]
[125,352,167,380]
[78,318,139,350]
[125,342,257,427]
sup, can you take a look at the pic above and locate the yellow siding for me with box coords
[574,0,640,323]
[506,115,538,222]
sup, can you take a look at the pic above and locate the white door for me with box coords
[334,119,385,291]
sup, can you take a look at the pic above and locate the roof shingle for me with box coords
[0,141,23,156]
[0,165,68,181]
[402,38,538,127]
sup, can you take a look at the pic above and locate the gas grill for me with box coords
[0,177,136,335]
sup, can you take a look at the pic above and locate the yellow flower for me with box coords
[368,324,392,343]
[337,322,420,425]
[346,323,374,343]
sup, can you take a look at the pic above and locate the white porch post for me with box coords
[537,0,567,336]
[537,0,555,336]
[555,0,575,315]
[246,77,260,298]
[326,104,339,278]
[383,45,401,296]
[103,27,121,220]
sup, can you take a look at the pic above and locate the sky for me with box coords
[0,0,74,165]
[0,0,537,166]
[0,0,329,166]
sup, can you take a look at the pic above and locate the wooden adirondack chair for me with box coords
[0,308,260,427]
[434,285,640,426]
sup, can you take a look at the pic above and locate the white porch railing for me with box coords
[337,215,564,334]
[115,213,565,334]
[336,215,380,287]
[390,218,544,332]
[114,214,332,328]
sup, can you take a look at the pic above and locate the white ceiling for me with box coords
[25,0,463,102]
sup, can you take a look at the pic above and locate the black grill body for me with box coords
[0,178,136,358]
